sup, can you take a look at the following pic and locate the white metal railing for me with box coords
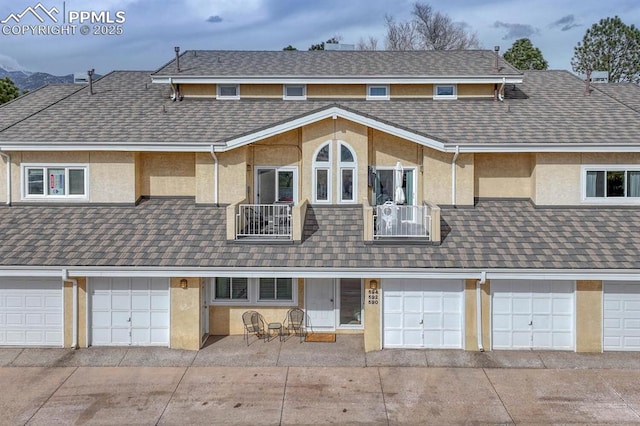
[236,204,292,239]
[373,202,431,240]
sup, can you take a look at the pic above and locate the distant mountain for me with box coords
[0,67,99,92]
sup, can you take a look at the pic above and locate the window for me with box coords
[583,166,640,202]
[255,167,297,203]
[367,85,389,100]
[434,84,457,99]
[214,277,248,300]
[23,165,88,199]
[259,278,293,301]
[283,84,306,100]
[217,84,239,99]
[211,277,297,305]
[313,141,358,203]
[339,278,362,327]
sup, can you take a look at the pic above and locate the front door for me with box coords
[305,278,335,330]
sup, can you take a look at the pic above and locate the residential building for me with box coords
[1,49,639,352]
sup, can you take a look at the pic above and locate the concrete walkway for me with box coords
[0,335,639,424]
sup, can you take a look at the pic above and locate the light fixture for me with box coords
[180,279,188,289]
[370,280,378,289]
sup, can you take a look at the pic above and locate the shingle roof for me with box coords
[0,84,82,131]
[593,82,640,112]
[0,69,638,146]
[152,50,522,77]
[0,198,637,270]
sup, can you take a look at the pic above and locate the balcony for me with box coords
[364,200,441,243]
[228,200,308,242]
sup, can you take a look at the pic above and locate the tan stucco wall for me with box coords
[307,84,366,99]
[300,118,368,203]
[390,84,433,98]
[576,280,602,353]
[90,152,136,203]
[241,84,282,98]
[533,153,581,205]
[422,149,474,205]
[364,279,381,352]
[195,152,215,204]
[475,153,533,199]
[63,277,87,348]
[170,277,201,350]
[458,84,494,98]
[180,84,216,97]
[218,147,248,204]
[252,130,300,167]
[137,153,195,197]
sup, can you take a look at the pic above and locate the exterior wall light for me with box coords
[180,278,188,289]
[370,280,378,289]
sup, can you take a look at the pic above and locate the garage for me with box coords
[0,277,63,346]
[603,281,640,351]
[383,278,464,348]
[90,277,170,346]
[492,280,574,350]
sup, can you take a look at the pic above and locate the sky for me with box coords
[0,0,639,76]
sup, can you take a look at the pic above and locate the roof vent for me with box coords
[87,69,94,95]
[174,46,180,72]
[493,46,500,73]
[585,69,591,96]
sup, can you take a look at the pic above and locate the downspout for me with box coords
[477,271,487,352]
[451,146,460,207]
[498,77,506,101]
[62,269,79,349]
[210,146,219,205]
[0,151,10,205]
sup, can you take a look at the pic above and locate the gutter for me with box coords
[451,145,460,206]
[477,271,487,352]
[62,269,79,349]
[0,151,10,205]
[210,146,219,205]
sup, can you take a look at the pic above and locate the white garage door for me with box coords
[0,277,63,346]
[604,281,640,351]
[90,277,170,346]
[383,279,463,348]
[492,280,574,350]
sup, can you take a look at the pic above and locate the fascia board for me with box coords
[448,144,640,153]
[0,143,220,152]
[152,76,524,85]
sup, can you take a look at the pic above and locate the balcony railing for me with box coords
[235,203,292,240]
[373,202,431,240]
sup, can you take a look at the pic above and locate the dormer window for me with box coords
[217,84,239,100]
[284,84,306,100]
[434,84,457,100]
[367,85,389,100]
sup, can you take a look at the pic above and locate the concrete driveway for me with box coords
[1,336,640,425]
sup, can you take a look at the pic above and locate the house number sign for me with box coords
[367,288,379,304]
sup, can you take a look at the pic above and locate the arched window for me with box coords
[312,141,357,204]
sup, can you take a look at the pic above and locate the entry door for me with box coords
[256,168,296,204]
[492,280,574,350]
[90,277,170,346]
[305,278,335,330]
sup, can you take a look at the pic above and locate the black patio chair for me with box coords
[242,310,265,345]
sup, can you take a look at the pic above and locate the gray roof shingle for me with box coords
[152,50,522,77]
[0,69,638,146]
[0,198,638,270]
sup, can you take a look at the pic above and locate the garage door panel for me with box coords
[383,279,463,349]
[90,278,169,347]
[604,282,640,351]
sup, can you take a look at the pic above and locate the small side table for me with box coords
[267,322,283,342]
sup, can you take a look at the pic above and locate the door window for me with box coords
[256,167,297,203]
[339,278,362,326]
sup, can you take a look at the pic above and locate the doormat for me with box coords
[305,333,336,343]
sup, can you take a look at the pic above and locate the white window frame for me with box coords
[312,142,332,204]
[434,84,457,100]
[210,277,298,307]
[581,165,640,204]
[366,85,390,100]
[338,142,357,204]
[283,84,307,100]
[216,84,240,100]
[254,166,298,204]
[337,278,364,330]
[21,163,89,201]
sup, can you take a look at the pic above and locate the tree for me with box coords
[385,2,480,50]
[309,36,341,51]
[357,36,378,51]
[503,38,548,70]
[0,76,20,104]
[571,16,640,83]
[282,45,297,51]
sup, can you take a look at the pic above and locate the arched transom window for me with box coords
[312,141,357,204]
